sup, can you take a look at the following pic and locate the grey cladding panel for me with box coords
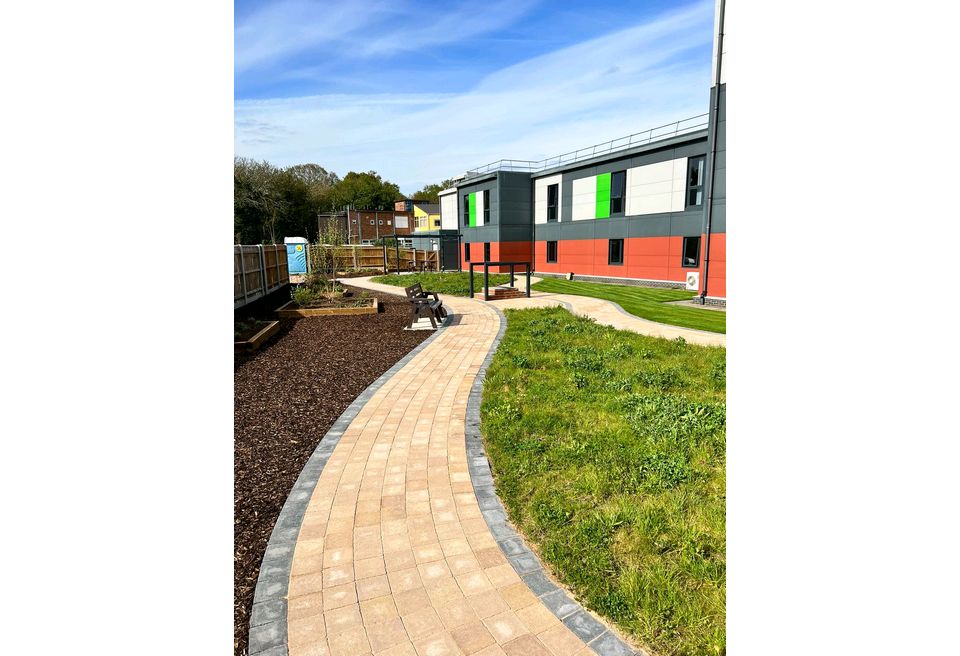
[714,119,726,151]
[552,222,598,241]
[462,225,499,243]
[534,224,563,241]
[711,168,725,202]
[500,225,533,242]
[670,214,705,236]
[709,201,725,233]
[624,216,672,238]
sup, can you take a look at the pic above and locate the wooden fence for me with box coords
[234,244,290,309]
[307,245,439,274]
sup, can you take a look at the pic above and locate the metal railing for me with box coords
[463,113,709,180]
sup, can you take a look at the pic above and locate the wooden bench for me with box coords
[404,282,446,329]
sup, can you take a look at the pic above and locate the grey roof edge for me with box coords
[247,310,456,656]
[465,304,649,656]
[456,128,709,188]
[531,129,709,180]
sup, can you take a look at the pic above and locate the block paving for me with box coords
[251,283,644,656]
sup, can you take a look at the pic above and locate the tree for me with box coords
[332,171,404,210]
[234,157,322,243]
[286,163,340,213]
[410,178,458,203]
[234,157,284,243]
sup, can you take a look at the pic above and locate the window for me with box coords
[547,183,558,222]
[682,236,701,268]
[483,189,490,224]
[387,220,392,226]
[686,156,706,208]
[610,171,626,214]
[463,194,470,226]
[464,243,471,261]
[369,219,375,225]
[546,241,557,263]
[483,243,490,262]
[378,220,384,225]
[608,239,624,265]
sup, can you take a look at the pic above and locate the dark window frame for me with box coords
[682,236,701,268]
[610,170,626,215]
[463,194,470,226]
[686,156,706,209]
[483,242,490,262]
[546,183,559,222]
[546,240,558,263]
[483,189,490,224]
[464,242,471,262]
[608,238,624,266]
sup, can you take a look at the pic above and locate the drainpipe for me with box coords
[700,0,725,304]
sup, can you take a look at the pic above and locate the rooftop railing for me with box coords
[462,113,709,180]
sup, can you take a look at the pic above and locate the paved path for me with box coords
[255,292,636,656]
[345,276,725,347]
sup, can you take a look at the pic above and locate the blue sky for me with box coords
[235,0,715,193]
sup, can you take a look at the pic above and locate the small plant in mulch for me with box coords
[234,319,271,341]
[290,273,372,308]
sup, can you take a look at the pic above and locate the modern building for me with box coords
[317,209,414,245]
[438,0,726,304]
[412,202,441,232]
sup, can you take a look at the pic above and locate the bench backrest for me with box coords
[404,282,424,299]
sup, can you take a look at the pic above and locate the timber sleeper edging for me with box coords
[275,297,378,318]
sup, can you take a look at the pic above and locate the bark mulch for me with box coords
[234,286,431,655]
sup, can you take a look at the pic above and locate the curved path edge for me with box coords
[345,275,724,347]
[465,305,646,656]
[248,281,647,656]
[247,310,456,655]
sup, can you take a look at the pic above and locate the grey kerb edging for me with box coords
[467,304,646,656]
[247,310,455,656]
[249,298,645,656]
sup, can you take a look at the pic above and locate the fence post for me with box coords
[258,245,267,299]
[353,246,358,270]
[237,246,247,305]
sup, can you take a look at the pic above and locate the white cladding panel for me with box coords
[625,157,688,216]
[534,174,562,224]
[671,159,688,212]
[474,189,485,223]
[440,191,458,230]
[572,176,596,221]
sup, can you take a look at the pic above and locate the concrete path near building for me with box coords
[251,291,643,656]
[345,275,725,348]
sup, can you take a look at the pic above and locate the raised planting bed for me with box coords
[234,319,281,352]
[275,296,378,318]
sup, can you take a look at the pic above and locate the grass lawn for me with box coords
[481,307,725,656]
[370,271,512,297]
[531,278,725,334]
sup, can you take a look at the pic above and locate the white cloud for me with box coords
[235,0,542,73]
[235,1,715,191]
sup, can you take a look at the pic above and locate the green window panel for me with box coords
[595,173,611,219]
[469,192,477,227]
